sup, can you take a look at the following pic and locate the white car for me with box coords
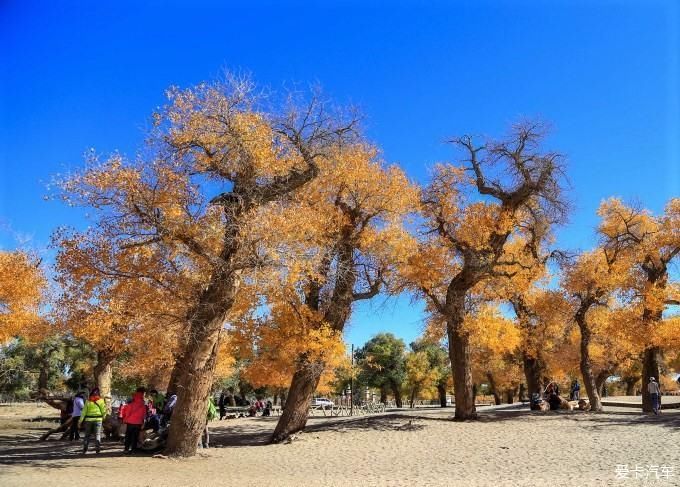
[312,398,334,408]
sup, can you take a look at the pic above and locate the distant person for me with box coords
[122,387,148,454]
[218,391,227,420]
[648,377,661,415]
[79,387,107,454]
[570,380,581,401]
[69,392,85,441]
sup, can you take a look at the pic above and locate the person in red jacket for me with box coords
[122,387,148,453]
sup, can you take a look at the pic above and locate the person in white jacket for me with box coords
[647,377,661,415]
[69,392,85,440]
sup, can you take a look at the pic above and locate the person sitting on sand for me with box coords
[79,387,107,454]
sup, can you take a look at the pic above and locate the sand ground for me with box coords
[1,402,679,487]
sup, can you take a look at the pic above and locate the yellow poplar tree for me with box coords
[598,198,680,411]
[400,122,568,419]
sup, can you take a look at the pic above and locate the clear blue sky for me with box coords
[1,0,678,347]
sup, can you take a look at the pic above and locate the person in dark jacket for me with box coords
[218,392,227,420]
[122,387,148,453]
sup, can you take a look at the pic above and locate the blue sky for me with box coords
[1,0,678,347]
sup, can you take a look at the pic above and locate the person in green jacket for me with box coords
[79,387,107,454]
[201,396,217,448]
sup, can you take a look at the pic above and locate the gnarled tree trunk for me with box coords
[94,351,114,412]
[271,361,323,443]
[164,267,239,457]
[523,352,545,399]
[437,382,447,407]
[392,381,403,408]
[577,317,602,412]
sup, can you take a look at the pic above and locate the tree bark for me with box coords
[486,372,502,405]
[522,351,545,399]
[447,315,476,420]
[623,377,637,396]
[577,314,602,412]
[271,361,323,443]
[437,382,447,407]
[641,346,661,413]
[505,388,515,404]
[166,349,185,395]
[93,351,114,412]
[392,381,403,408]
[379,385,388,404]
[164,267,239,457]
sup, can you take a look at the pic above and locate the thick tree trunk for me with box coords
[164,307,229,457]
[505,388,515,404]
[437,383,447,407]
[392,382,403,408]
[486,372,502,405]
[522,351,545,399]
[577,319,602,412]
[379,385,388,404]
[447,316,476,420]
[642,346,661,413]
[93,351,114,412]
[624,377,637,396]
[166,350,185,395]
[271,361,323,443]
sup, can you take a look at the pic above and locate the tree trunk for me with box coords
[164,309,227,457]
[486,372,502,405]
[437,382,447,407]
[447,316,476,420]
[379,385,388,404]
[519,383,526,402]
[522,351,545,399]
[596,370,610,398]
[271,361,323,443]
[577,319,602,412]
[166,350,185,395]
[392,381,403,408]
[642,346,661,413]
[409,387,418,408]
[163,246,242,457]
[93,351,114,412]
[505,388,515,404]
[38,365,49,391]
[624,377,637,396]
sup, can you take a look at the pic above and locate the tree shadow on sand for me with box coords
[0,434,127,468]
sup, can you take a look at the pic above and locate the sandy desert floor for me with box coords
[1,402,679,487]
